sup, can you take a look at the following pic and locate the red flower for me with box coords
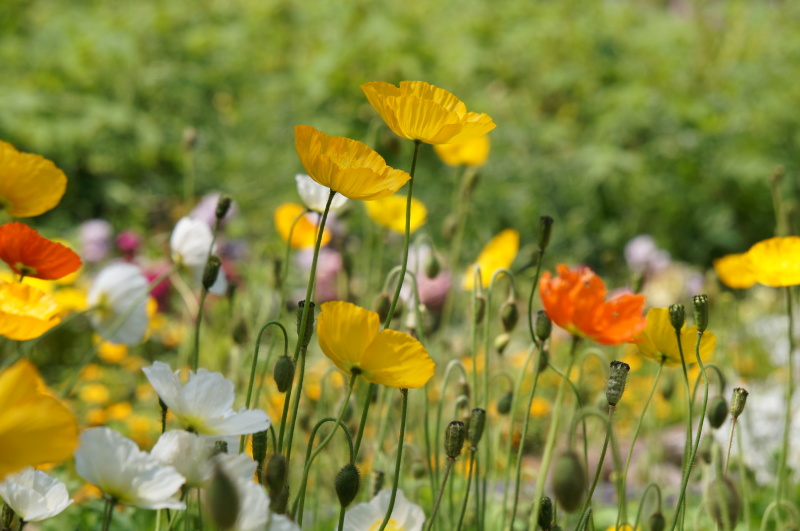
[0,222,82,280]
[539,264,646,346]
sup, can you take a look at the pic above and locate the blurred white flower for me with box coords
[170,216,227,295]
[190,192,238,228]
[87,262,150,345]
[343,490,425,531]
[78,219,113,263]
[143,361,270,436]
[0,467,72,522]
[295,174,348,213]
[624,234,671,276]
[215,461,299,531]
[74,427,185,510]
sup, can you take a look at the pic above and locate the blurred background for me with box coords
[2,0,799,273]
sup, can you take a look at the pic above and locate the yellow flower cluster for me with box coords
[714,236,800,289]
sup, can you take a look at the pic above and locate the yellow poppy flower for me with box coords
[462,229,519,290]
[316,301,434,389]
[0,360,79,479]
[633,308,716,366]
[274,203,331,249]
[713,252,757,289]
[361,81,496,145]
[364,194,427,234]
[746,236,800,287]
[0,281,61,341]
[0,140,67,218]
[433,135,491,167]
[294,126,410,201]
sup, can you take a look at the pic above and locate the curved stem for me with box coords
[377,388,409,531]
[633,483,663,530]
[759,500,800,531]
[434,359,470,489]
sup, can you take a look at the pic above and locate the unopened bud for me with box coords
[731,387,748,419]
[606,360,631,406]
[660,375,675,400]
[444,421,466,459]
[497,392,513,415]
[252,431,268,470]
[537,215,554,252]
[203,256,222,291]
[208,463,240,529]
[706,476,740,529]
[265,454,288,495]
[699,435,714,464]
[335,464,360,508]
[411,462,427,480]
[296,301,315,347]
[692,294,709,332]
[551,451,586,513]
[269,483,289,514]
[232,319,248,345]
[457,379,471,399]
[707,396,729,429]
[273,356,296,393]
[649,512,666,531]
[500,299,519,332]
[215,194,233,220]
[424,254,441,278]
[538,496,554,529]
[373,292,392,323]
[373,470,386,495]
[473,295,486,325]
[632,273,645,294]
[538,349,550,374]
[468,408,486,448]
[669,304,685,331]
[494,333,510,355]
[536,311,552,342]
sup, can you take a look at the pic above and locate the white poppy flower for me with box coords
[0,467,72,522]
[74,427,185,510]
[343,490,425,531]
[170,216,227,295]
[295,174,348,213]
[87,262,150,345]
[142,361,270,436]
[268,513,301,531]
[216,464,299,531]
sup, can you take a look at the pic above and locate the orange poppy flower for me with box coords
[539,265,646,346]
[0,223,82,280]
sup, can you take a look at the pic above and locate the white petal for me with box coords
[232,476,269,531]
[171,217,215,269]
[151,430,213,488]
[0,467,72,522]
[142,361,182,412]
[295,174,347,213]
[87,262,150,345]
[267,513,300,531]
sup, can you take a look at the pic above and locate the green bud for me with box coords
[444,421,467,459]
[269,483,289,514]
[536,311,552,342]
[500,299,519,332]
[649,512,666,531]
[265,454,288,496]
[706,476,740,529]
[551,451,586,513]
[215,194,233,220]
[497,392,513,415]
[373,292,392,323]
[411,462,427,480]
[731,387,749,419]
[202,256,222,291]
[606,360,631,406]
[669,304,685,331]
[468,408,486,449]
[335,464,361,508]
[538,496,554,530]
[538,349,550,374]
[424,253,441,278]
[273,356,296,393]
[537,215,554,252]
[692,294,709,333]
[208,463,240,529]
[699,435,714,465]
[494,333,511,355]
[474,295,486,325]
[373,470,387,495]
[660,375,675,400]
[296,301,315,347]
[232,318,248,345]
[707,396,729,429]
[252,431,268,470]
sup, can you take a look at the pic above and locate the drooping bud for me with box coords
[536,311,552,342]
[692,294,709,333]
[494,333,511,355]
[731,387,749,419]
[215,194,233,220]
[296,300,315,347]
[373,292,392,323]
[265,454,288,496]
[707,396,729,429]
[497,392,513,415]
[270,483,290,514]
[424,253,441,278]
[273,356,296,393]
[632,273,645,294]
[537,215,554,253]
[468,408,486,449]
[605,360,631,406]
[208,463,240,529]
[373,470,386,495]
[551,451,586,512]
[500,299,519,332]
[669,304,685,331]
[444,421,467,459]
[203,256,222,291]
[706,476,741,529]
[252,431,268,478]
[473,295,486,325]
[411,462,427,480]
[649,512,666,531]
[538,349,550,374]
[232,319,248,345]
[660,375,675,400]
[538,496,554,530]
[698,435,714,465]
[335,464,361,508]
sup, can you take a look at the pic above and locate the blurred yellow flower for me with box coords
[0,140,67,218]
[97,341,128,363]
[274,203,331,249]
[79,383,110,405]
[462,229,519,290]
[107,402,133,421]
[364,195,427,234]
[713,252,757,289]
[361,81,496,144]
[295,125,410,201]
[79,364,102,381]
[0,360,78,479]
[529,397,551,418]
[52,287,88,316]
[317,301,434,389]
[0,281,60,341]
[85,408,107,426]
[633,308,716,366]
[433,135,490,167]
[714,236,800,288]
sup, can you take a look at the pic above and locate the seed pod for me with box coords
[296,300,315,347]
[202,256,222,291]
[706,476,740,529]
[537,215,554,252]
[707,396,729,429]
[731,387,749,419]
[265,454,288,496]
[500,299,519,332]
[538,496,554,530]
[692,294,709,333]
[606,360,631,406]
[444,421,466,459]
[649,512,666,531]
[215,194,233,220]
[208,463,240,529]
[494,333,511,355]
[468,408,486,448]
[273,356,296,393]
[669,304,685,331]
[535,311,552,342]
[335,464,361,508]
[497,392,513,415]
[551,451,586,513]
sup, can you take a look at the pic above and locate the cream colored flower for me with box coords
[0,467,72,522]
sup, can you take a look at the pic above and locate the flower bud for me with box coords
[494,333,510,355]
[649,512,666,531]
[468,408,486,449]
[208,463,240,529]
[537,215,554,252]
[265,454,288,496]
[252,430,268,471]
[373,292,392,323]
[202,256,222,291]
[698,435,714,464]
[606,360,631,406]
[296,300,315,347]
[497,392,513,415]
[411,462,427,480]
[473,295,486,325]
[335,464,361,508]
[215,194,233,220]
[731,387,748,419]
[551,451,586,512]
[457,379,471,399]
[660,375,675,400]
[538,496,554,530]
[442,214,458,240]
[707,396,729,429]
[444,421,466,459]
[373,470,386,495]
[232,318,248,345]
[500,299,519,332]
[269,483,290,514]
[692,294,709,333]
[538,349,550,374]
[536,311,552,342]
[424,253,441,278]
[2,504,14,529]
[273,356,296,393]
[669,304,685,331]
[706,476,740,529]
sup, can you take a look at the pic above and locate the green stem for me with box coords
[192,288,208,372]
[101,497,115,531]
[723,417,737,476]
[526,248,547,346]
[426,458,455,531]
[736,427,751,530]
[353,382,376,459]
[632,483,663,530]
[576,407,615,526]
[434,360,470,491]
[456,451,477,531]
[529,336,580,529]
[377,388,409,531]
[776,286,795,516]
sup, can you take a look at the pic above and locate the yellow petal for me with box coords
[0,140,67,217]
[0,281,61,341]
[463,229,519,290]
[713,253,757,289]
[274,203,331,249]
[317,301,380,372]
[434,135,491,167]
[360,329,434,389]
[635,308,716,366]
[746,236,800,287]
[364,195,427,234]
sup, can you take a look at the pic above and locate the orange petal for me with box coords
[0,222,82,280]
